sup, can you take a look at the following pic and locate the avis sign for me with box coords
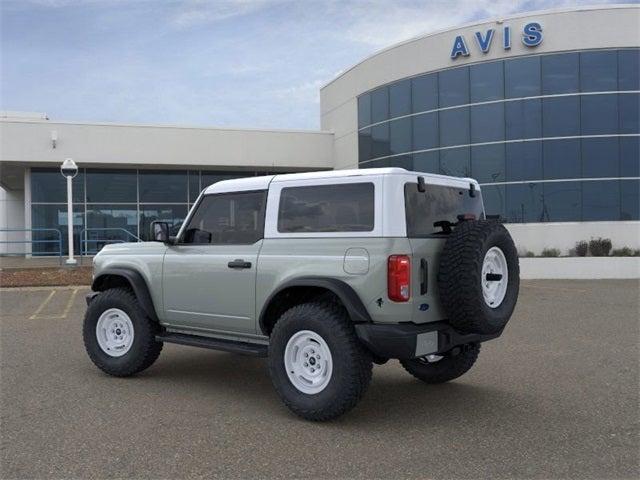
[450,22,543,59]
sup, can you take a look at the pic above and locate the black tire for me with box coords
[438,220,519,334]
[400,344,480,384]
[268,302,373,421]
[83,288,163,377]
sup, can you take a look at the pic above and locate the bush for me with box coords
[574,241,588,257]
[589,237,612,257]
[519,250,535,258]
[540,248,561,257]
[610,247,638,257]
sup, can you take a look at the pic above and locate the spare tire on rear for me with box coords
[437,220,519,335]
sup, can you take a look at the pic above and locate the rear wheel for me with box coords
[83,288,163,377]
[400,344,480,384]
[268,302,372,421]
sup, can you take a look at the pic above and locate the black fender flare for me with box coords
[91,268,159,322]
[258,276,372,335]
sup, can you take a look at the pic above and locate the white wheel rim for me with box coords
[95,308,135,357]
[284,330,333,395]
[482,246,509,309]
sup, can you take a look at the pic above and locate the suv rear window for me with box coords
[404,182,484,237]
[278,183,374,233]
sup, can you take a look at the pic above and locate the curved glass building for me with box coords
[355,48,638,223]
[321,5,639,252]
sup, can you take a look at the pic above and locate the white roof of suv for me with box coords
[203,168,478,195]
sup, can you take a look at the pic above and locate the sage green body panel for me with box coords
[92,242,167,319]
[408,237,447,323]
[93,236,450,340]
[161,241,263,335]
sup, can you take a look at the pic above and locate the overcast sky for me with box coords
[0,0,630,130]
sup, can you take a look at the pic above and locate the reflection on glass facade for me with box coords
[357,48,640,222]
[31,168,283,254]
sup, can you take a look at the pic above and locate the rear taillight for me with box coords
[388,255,411,302]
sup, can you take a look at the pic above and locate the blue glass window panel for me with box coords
[371,123,390,158]
[358,94,371,128]
[618,49,640,91]
[361,158,389,168]
[542,53,579,94]
[439,67,469,108]
[389,79,411,118]
[621,179,640,220]
[506,141,543,182]
[619,93,639,134]
[389,117,412,155]
[505,56,541,98]
[86,205,138,248]
[543,181,582,222]
[506,98,542,140]
[439,108,469,147]
[366,156,412,170]
[412,73,438,113]
[412,112,438,150]
[86,169,137,203]
[440,147,470,177]
[201,172,246,190]
[370,87,389,123]
[413,151,439,173]
[620,136,640,177]
[389,155,413,170]
[581,94,619,135]
[358,128,372,163]
[139,170,188,203]
[140,205,188,241]
[582,181,620,221]
[31,168,85,203]
[188,171,200,203]
[506,183,543,223]
[543,97,580,137]
[543,139,581,179]
[470,61,504,102]
[582,137,619,178]
[481,185,505,220]
[580,51,618,92]
[471,144,505,183]
[470,103,504,143]
[31,204,84,255]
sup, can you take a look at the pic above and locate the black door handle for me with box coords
[228,259,252,269]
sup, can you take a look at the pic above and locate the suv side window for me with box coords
[181,190,266,245]
[278,182,374,233]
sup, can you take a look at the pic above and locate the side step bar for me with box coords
[156,332,268,357]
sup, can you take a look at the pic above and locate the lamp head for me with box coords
[60,158,78,178]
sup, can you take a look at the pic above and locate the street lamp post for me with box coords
[60,158,78,266]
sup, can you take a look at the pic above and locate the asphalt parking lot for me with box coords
[1,280,638,479]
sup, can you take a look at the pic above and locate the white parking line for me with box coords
[29,290,57,319]
[29,288,81,320]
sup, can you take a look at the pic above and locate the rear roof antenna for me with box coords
[417,176,426,193]
[469,183,476,197]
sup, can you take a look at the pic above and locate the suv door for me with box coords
[162,190,267,335]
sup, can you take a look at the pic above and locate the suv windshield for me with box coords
[404,182,484,237]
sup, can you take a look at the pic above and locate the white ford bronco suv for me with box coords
[84,168,519,421]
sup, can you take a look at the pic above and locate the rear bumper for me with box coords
[354,321,502,360]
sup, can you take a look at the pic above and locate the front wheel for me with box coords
[400,344,480,384]
[83,288,163,377]
[268,302,372,421]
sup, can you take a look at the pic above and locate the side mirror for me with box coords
[151,221,170,243]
